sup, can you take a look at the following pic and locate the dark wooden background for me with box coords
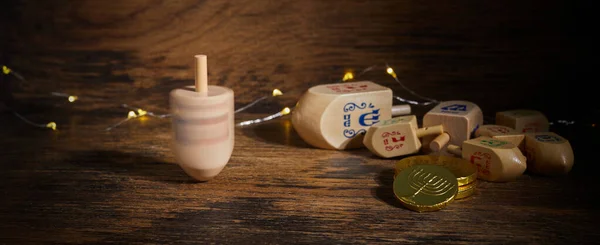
[1,0,597,244]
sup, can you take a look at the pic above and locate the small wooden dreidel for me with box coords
[363,115,444,158]
[475,124,525,150]
[447,136,527,182]
[496,109,549,133]
[422,100,483,151]
[524,132,574,176]
[291,81,411,150]
[169,55,234,181]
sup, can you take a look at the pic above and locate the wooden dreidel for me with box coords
[475,124,525,150]
[447,136,527,182]
[291,81,411,150]
[169,55,234,181]
[496,109,549,133]
[423,100,483,151]
[524,132,574,176]
[363,115,444,158]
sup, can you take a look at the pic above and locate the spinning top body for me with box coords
[524,132,574,175]
[423,100,483,151]
[291,81,410,150]
[169,55,234,181]
[496,109,549,133]
[170,86,234,181]
[363,115,443,158]
[449,136,526,182]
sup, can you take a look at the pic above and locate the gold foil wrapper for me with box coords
[393,164,458,212]
[456,181,476,199]
[395,155,477,186]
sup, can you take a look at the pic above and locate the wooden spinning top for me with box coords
[291,81,411,150]
[169,55,234,181]
[422,100,483,152]
[448,136,526,182]
[363,115,443,158]
[496,109,549,133]
[524,132,574,176]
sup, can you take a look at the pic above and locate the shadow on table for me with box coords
[66,150,197,184]
[239,117,311,148]
[371,168,405,209]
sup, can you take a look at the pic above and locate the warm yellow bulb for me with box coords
[2,66,11,75]
[68,96,78,102]
[46,122,57,130]
[136,109,147,117]
[272,89,283,96]
[342,71,354,82]
[127,111,137,119]
[281,107,291,115]
[386,67,394,75]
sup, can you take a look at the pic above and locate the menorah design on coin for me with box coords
[407,167,454,198]
[393,164,458,211]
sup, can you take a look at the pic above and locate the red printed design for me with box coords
[522,123,540,133]
[487,126,510,134]
[326,84,369,93]
[382,131,405,151]
[469,152,491,177]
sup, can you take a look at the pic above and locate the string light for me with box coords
[51,92,79,103]
[105,105,171,131]
[234,88,284,113]
[4,63,580,131]
[1,65,25,81]
[342,71,354,81]
[127,111,137,119]
[2,65,11,75]
[385,64,439,106]
[11,112,57,131]
[237,107,292,127]
[386,67,396,78]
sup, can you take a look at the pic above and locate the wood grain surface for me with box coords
[1,0,597,244]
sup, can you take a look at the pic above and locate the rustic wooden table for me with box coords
[0,104,598,244]
[1,0,596,244]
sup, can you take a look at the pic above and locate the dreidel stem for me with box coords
[447,144,462,156]
[415,125,443,138]
[195,55,208,95]
[430,132,451,152]
[391,105,411,116]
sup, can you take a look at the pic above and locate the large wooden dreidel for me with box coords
[169,55,234,181]
[363,115,443,158]
[475,124,525,150]
[524,132,574,176]
[496,109,549,133]
[447,136,527,182]
[291,81,411,150]
[423,100,483,151]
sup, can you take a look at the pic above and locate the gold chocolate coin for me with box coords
[456,181,476,200]
[393,164,458,212]
[395,155,477,186]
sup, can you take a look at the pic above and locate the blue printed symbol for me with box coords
[441,104,467,112]
[343,129,366,138]
[343,114,351,127]
[535,135,561,142]
[359,109,380,126]
[343,102,367,112]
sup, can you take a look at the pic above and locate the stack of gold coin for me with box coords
[393,164,458,212]
[394,156,477,211]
